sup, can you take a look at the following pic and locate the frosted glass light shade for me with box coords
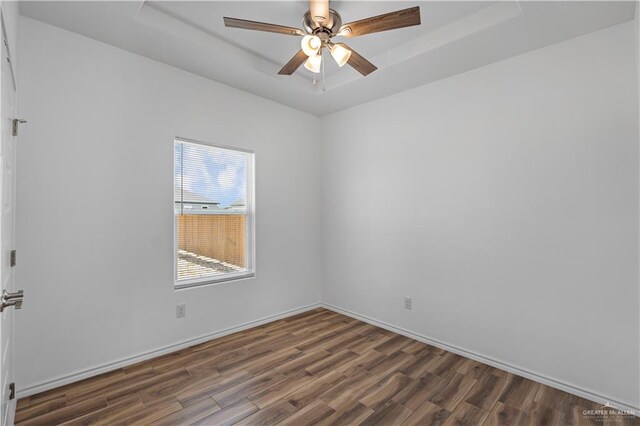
[301,35,322,57]
[304,54,322,73]
[330,44,351,67]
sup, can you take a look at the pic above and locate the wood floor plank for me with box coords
[286,371,344,410]
[402,400,450,426]
[349,332,394,355]
[186,348,245,377]
[457,359,491,379]
[428,352,469,380]
[214,348,274,374]
[295,322,365,352]
[335,350,387,378]
[524,402,564,426]
[373,334,414,355]
[110,399,183,426]
[177,369,253,408]
[191,399,258,426]
[360,372,412,411]
[212,370,287,407]
[278,400,335,426]
[290,320,337,336]
[366,350,415,378]
[15,396,67,424]
[16,397,31,412]
[498,374,541,413]
[154,397,221,426]
[443,401,491,426]
[18,308,634,426]
[402,340,429,355]
[65,368,157,405]
[59,396,144,426]
[16,396,108,426]
[104,369,191,405]
[361,400,413,425]
[321,402,374,425]
[248,370,316,409]
[305,350,359,376]
[318,329,372,354]
[234,399,297,425]
[484,401,529,426]
[400,351,441,379]
[28,369,126,407]
[242,333,307,355]
[392,373,448,412]
[138,370,198,406]
[245,347,303,376]
[275,350,331,376]
[427,373,477,412]
[465,372,508,411]
[319,370,380,410]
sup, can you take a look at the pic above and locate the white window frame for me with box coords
[174,137,255,290]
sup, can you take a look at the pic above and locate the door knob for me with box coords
[1,289,23,312]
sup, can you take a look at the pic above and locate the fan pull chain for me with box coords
[321,48,326,92]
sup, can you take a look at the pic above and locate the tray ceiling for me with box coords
[20,1,636,116]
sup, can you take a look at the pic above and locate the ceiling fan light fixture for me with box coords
[330,43,351,67]
[225,3,420,77]
[304,54,322,73]
[301,35,322,57]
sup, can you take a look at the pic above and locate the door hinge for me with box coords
[10,250,15,267]
[12,119,26,137]
[8,383,14,400]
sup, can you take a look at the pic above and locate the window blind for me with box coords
[174,139,252,284]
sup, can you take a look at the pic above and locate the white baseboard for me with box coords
[321,302,639,416]
[16,303,321,399]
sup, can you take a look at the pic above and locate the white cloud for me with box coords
[176,142,248,206]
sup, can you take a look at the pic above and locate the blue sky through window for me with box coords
[174,141,247,209]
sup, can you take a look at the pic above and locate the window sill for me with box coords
[175,271,255,290]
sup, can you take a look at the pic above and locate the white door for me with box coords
[0,11,20,426]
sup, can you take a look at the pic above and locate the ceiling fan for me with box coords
[223,1,421,77]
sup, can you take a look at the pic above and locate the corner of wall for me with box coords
[315,122,326,304]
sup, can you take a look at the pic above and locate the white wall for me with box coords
[321,22,639,409]
[15,17,322,393]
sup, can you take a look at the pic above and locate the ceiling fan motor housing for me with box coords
[303,9,342,37]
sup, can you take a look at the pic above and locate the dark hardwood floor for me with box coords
[15,308,638,425]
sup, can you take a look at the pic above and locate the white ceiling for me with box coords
[20,1,636,116]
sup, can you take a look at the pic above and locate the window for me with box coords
[174,138,254,288]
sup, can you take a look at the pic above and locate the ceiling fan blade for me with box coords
[278,50,309,75]
[310,0,330,26]
[223,17,305,36]
[338,6,420,38]
[337,43,377,76]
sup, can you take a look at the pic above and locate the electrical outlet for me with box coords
[176,303,186,318]
[404,297,412,310]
